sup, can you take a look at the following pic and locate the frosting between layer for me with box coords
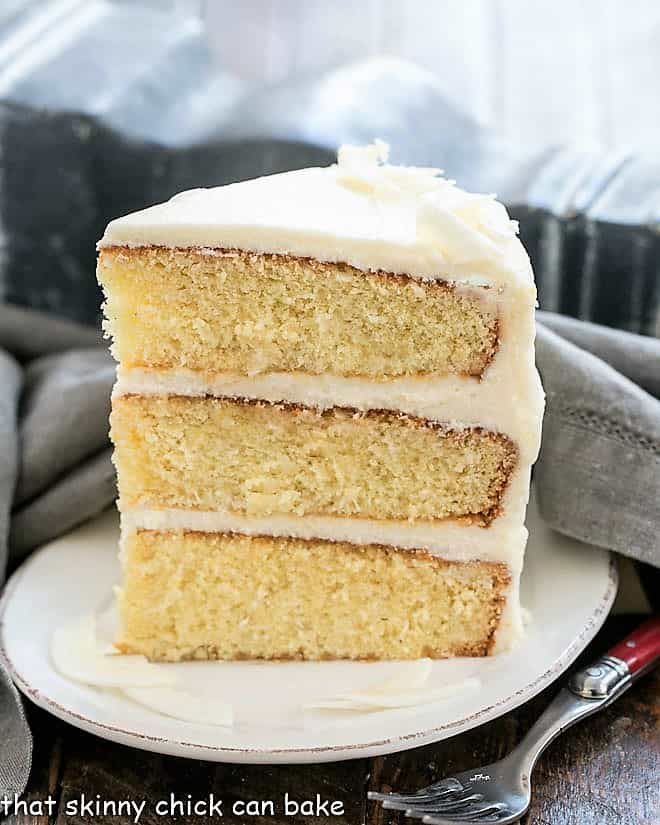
[115,364,543,465]
[120,505,528,572]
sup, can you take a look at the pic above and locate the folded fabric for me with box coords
[0,301,658,800]
[536,311,660,567]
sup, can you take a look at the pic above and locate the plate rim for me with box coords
[0,524,618,763]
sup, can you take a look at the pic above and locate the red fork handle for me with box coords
[608,615,660,676]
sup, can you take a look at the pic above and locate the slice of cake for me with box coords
[97,142,544,662]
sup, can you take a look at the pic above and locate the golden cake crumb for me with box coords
[111,395,517,524]
[98,246,499,379]
[118,530,510,662]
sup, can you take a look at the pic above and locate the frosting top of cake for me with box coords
[99,141,531,286]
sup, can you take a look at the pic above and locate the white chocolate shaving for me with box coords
[305,659,480,711]
[51,615,176,688]
[122,687,233,727]
[51,614,233,726]
[334,141,517,265]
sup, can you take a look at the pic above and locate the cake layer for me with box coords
[118,529,510,661]
[111,395,517,524]
[99,246,499,379]
[115,365,544,465]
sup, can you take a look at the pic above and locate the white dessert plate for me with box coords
[0,496,616,764]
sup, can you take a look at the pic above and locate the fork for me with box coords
[369,616,660,824]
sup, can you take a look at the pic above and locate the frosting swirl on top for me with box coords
[99,141,529,286]
[336,141,518,266]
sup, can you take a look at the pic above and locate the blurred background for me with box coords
[0,0,659,335]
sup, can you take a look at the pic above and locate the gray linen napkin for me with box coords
[0,305,114,803]
[536,312,660,567]
[0,301,658,800]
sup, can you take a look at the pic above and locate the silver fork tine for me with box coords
[435,814,503,822]
[421,802,509,822]
[380,799,431,819]
[380,793,482,815]
[422,816,503,824]
[368,777,462,803]
[380,801,429,821]
[369,789,460,805]
[381,799,425,813]
[373,786,469,807]
[411,795,484,813]
[380,794,511,825]
[368,790,454,801]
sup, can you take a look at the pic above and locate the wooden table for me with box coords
[8,616,658,825]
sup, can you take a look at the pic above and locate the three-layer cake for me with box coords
[98,142,544,662]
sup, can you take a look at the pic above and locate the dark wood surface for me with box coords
[7,615,659,825]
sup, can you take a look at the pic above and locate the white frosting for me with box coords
[121,506,528,571]
[99,141,527,288]
[115,364,543,465]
